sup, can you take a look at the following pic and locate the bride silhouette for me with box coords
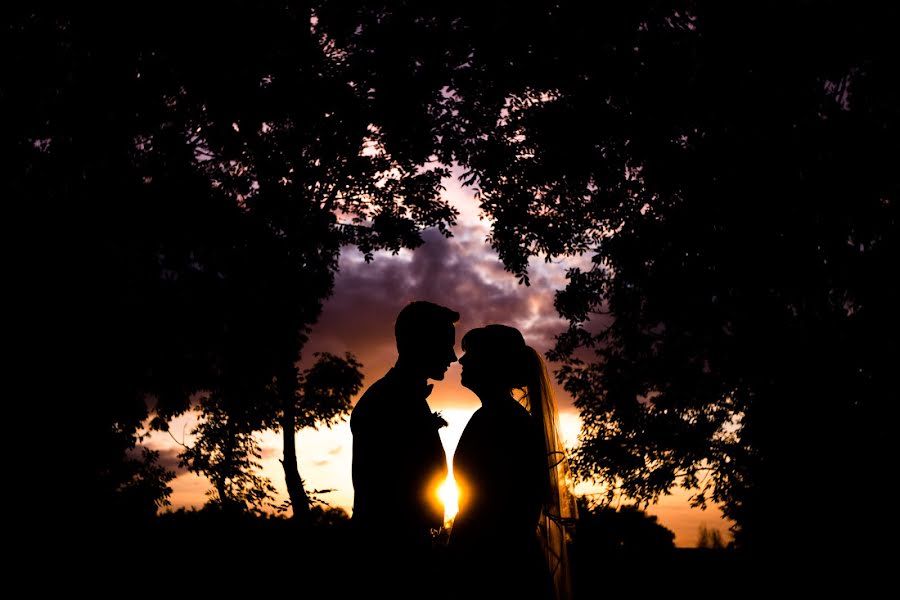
[449,325,577,600]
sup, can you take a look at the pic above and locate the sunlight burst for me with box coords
[438,475,459,525]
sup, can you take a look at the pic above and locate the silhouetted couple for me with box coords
[350,301,576,600]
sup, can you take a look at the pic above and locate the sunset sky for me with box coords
[144,170,731,547]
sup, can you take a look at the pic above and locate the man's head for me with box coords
[395,301,459,380]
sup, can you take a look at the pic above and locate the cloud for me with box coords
[303,178,585,412]
[128,444,185,472]
[153,446,184,472]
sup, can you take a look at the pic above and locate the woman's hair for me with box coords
[460,324,531,388]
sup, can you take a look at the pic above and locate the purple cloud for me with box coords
[303,219,580,411]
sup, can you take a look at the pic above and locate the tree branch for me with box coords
[167,423,191,449]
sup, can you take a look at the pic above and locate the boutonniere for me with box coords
[431,410,448,430]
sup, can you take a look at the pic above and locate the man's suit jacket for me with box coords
[350,367,448,542]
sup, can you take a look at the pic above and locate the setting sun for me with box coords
[438,473,460,525]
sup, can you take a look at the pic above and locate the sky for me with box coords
[144,172,732,547]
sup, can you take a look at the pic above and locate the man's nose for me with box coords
[450,350,458,364]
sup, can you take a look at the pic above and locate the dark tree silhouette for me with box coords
[697,524,725,550]
[314,0,899,551]
[419,2,898,553]
[575,499,676,554]
[11,4,897,561]
[175,352,361,517]
[7,4,456,522]
[276,352,363,522]
[570,499,677,597]
[178,389,278,513]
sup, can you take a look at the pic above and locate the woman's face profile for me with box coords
[459,344,490,391]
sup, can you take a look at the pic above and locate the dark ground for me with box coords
[64,512,752,598]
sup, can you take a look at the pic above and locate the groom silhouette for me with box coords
[350,301,459,597]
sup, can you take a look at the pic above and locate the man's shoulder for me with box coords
[350,374,395,430]
[357,373,399,405]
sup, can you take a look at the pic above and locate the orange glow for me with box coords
[438,473,460,525]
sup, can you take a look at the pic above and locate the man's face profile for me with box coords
[419,322,458,380]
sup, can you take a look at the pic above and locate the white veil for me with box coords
[521,347,578,600]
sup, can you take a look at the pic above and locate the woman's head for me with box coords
[459,324,534,393]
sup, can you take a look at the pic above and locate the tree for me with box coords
[8,3,456,521]
[176,349,362,518]
[697,524,725,550]
[575,498,675,554]
[276,352,363,523]
[179,389,277,513]
[427,2,899,552]
[307,0,900,551]
[14,3,897,551]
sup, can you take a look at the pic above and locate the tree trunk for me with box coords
[215,478,234,513]
[217,416,239,514]
[281,392,312,525]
